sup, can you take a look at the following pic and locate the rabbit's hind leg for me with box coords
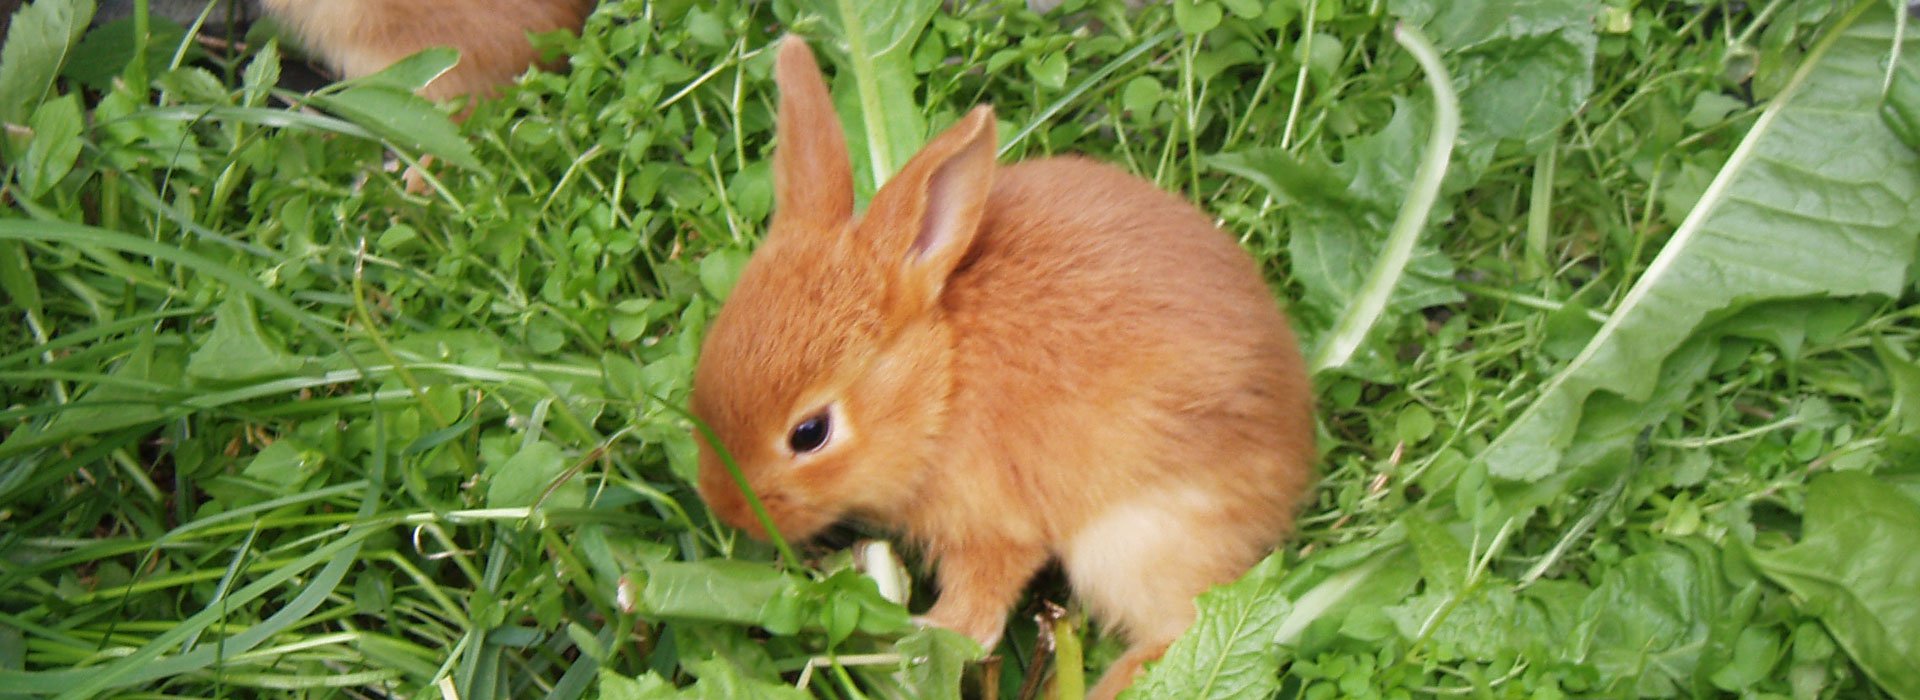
[1060,485,1274,700]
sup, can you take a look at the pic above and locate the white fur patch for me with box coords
[1061,487,1224,642]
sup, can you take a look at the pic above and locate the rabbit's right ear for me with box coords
[773,37,854,233]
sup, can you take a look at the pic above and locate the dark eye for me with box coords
[787,411,831,454]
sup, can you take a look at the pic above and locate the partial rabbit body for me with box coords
[258,0,591,100]
[902,156,1316,693]
[692,38,1314,700]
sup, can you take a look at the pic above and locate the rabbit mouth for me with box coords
[803,516,876,550]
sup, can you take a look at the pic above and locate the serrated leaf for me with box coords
[155,66,229,105]
[242,41,281,108]
[308,85,481,170]
[1480,4,1920,485]
[0,0,94,126]
[1129,555,1289,699]
[1750,472,1920,700]
[186,295,304,382]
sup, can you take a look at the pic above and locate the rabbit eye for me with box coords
[788,411,831,454]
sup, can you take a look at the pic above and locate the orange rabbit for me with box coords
[258,0,593,101]
[691,37,1316,699]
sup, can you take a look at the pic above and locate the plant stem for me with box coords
[1311,22,1459,373]
[1525,136,1557,276]
[835,0,893,184]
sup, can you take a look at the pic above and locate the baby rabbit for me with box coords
[691,37,1316,699]
[257,0,592,101]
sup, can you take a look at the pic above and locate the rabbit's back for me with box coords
[939,156,1315,538]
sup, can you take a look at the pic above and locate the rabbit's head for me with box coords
[691,37,999,541]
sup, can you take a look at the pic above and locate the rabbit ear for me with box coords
[865,105,998,321]
[773,36,854,232]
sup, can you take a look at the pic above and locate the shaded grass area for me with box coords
[3,0,1919,698]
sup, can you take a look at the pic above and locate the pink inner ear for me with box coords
[913,187,959,259]
[911,150,983,261]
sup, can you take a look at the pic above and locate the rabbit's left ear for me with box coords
[772,36,855,234]
[863,105,998,322]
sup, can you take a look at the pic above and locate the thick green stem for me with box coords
[1311,22,1459,373]
[836,0,893,184]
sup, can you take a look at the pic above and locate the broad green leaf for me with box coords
[894,628,982,699]
[239,438,322,488]
[17,92,83,198]
[1715,297,1875,360]
[307,85,481,170]
[0,0,93,126]
[1574,546,1722,696]
[1210,102,1462,337]
[485,440,578,508]
[636,559,804,628]
[350,46,458,94]
[1237,24,1463,373]
[1390,0,1596,146]
[1711,626,1784,692]
[1385,586,1523,662]
[1173,0,1224,35]
[1501,336,1717,510]
[1750,472,1920,700]
[697,247,749,302]
[635,560,910,641]
[1273,533,1419,649]
[60,16,197,92]
[1121,76,1164,118]
[776,0,938,190]
[185,295,304,382]
[1480,2,1920,485]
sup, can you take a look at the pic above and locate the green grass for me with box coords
[4,0,1920,698]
